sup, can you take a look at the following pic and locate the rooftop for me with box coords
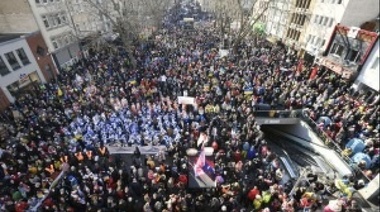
[0,33,25,43]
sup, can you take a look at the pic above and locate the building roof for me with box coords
[0,33,25,43]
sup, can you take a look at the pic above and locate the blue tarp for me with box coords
[351,152,372,169]
[345,138,366,154]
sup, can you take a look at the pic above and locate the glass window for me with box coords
[319,16,324,25]
[52,40,59,49]
[314,15,319,24]
[0,56,10,76]
[337,0,342,3]
[61,13,67,23]
[329,18,334,27]
[323,17,328,26]
[5,52,21,70]
[35,0,40,3]
[52,15,57,27]
[56,14,61,25]
[43,0,47,3]
[330,43,344,56]
[321,39,326,47]
[16,49,30,65]
[346,50,359,62]
[42,15,50,28]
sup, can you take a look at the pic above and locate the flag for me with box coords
[194,142,206,177]
[309,66,319,80]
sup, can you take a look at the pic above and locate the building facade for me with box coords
[302,0,379,62]
[25,31,58,82]
[0,34,48,106]
[353,38,379,93]
[28,0,81,68]
[284,0,316,58]
[265,0,292,43]
[315,24,378,81]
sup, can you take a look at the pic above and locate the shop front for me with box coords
[6,71,41,98]
[318,56,358,80]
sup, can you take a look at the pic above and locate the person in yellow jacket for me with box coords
[253,194,263,210]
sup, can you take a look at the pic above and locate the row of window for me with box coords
[295,0,312,9]
[51,33,75,50]
[287,29,301,41]
[330,43,360,62]
[321,0,343,4]
[306,35,326,47]
[35,0,60,4]
[0,49,30,77]
[41,12,68,30]
[314,15,334,27]
[291,14,307,26]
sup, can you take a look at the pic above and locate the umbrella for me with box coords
[351,152,372,169]
[317,116,332,126]
[345,138,365,154]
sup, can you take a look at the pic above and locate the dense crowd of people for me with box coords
[0,2,379,212]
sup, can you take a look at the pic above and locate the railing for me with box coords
[253,109,304,119]
[253,109,371,182]
[301,110,371,182]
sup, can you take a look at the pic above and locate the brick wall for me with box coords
[25,32,58,82]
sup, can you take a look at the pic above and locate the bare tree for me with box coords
[210,0,270,52]
[84,0,172,66]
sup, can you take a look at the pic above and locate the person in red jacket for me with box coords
[247,186,260,201]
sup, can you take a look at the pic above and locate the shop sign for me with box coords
[319,57,343,75]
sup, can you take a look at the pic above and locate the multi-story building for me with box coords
[0,0,118,69]
[284,0,316,58]
[352,37,379,94]
[315,24,378,81]
[0,0,79,69]
[302,0,379,62]
[28,0,81,68]
[265,0,293,44]
[0,32,55,108]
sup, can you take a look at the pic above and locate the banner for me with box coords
[178,96,196,105]
[107,145,167,155]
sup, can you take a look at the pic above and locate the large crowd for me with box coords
[0,2,379,212]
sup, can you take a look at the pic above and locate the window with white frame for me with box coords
[61,13,67,23]
[330,43,345,56]
[35,0,41,4]
[5,52,21,70]
[314,15,319,24]
[42,15,50,28]
[329,18,334,27]
[16,48,30,65]
[0,56,11,76]
[321,39,326,47]
[56,14,62,25]
[323,17,328,26]
[345,49,360,62]
[43,0,47,3]
[52,38,59,49]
